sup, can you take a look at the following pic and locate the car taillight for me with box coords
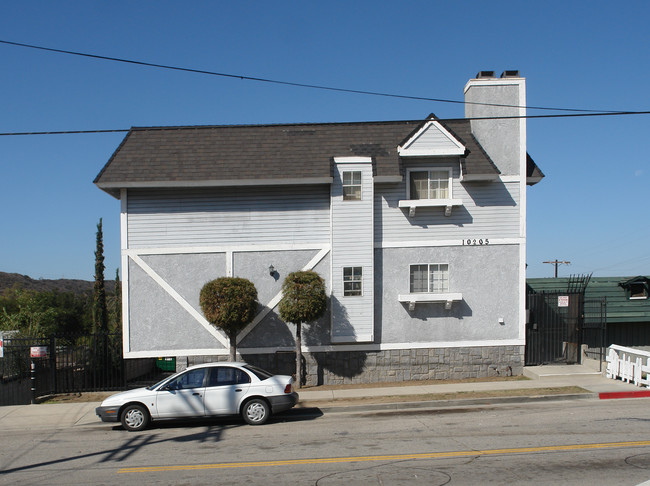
[284,384,292,394]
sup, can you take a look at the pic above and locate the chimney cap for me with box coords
[501,70,520,78]
[476,71,495,78]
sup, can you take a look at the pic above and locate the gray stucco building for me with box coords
[95,71,544,385]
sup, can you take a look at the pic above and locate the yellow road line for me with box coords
[118,440,650,474]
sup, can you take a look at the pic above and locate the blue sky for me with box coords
[1,1,648,281]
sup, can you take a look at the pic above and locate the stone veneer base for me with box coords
[180,345,525,387]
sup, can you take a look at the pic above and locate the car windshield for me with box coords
[243,364,274,381]
[146,373,179,390]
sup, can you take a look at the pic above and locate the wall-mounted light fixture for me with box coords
[269,265,275,276]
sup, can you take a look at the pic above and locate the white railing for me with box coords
[606,345,650,388]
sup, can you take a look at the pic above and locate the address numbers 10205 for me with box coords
[463,238,489,246]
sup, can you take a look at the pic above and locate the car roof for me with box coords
[184,362,246,371]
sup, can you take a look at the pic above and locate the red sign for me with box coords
[30,346,48,358]
[0,337,3,358]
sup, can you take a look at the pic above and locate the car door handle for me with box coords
[235,389,243,392]
[193,392,201,396]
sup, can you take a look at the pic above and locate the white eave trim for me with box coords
[398,120,466,157]
[97,176,334,190]
[333,156,373,164]
[374,175,403,183]
[460,173,500,183]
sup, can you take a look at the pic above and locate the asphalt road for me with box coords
[1,398,649,485]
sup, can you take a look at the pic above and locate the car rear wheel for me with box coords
[121,404,150,432]
[242,398,270,425]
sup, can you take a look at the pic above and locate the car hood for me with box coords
[100,387,155,407]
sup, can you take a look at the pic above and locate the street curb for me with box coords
[297,392,599,415]
[599,390,650,400]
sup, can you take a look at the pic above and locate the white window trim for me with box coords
[399,263,461,310]
[343,266,363,297]
[399,167,462,217]
[342,170,362,201]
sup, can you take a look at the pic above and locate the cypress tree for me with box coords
[114,268,122,330]
[93,218,108,333]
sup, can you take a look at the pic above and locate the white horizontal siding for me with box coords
[127,186,330,248]
[331,161,374,342]
[405,124,461,152]
[375,180,521,244]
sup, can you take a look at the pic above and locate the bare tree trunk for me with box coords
[295,322,302,389]
[229,334,237,362]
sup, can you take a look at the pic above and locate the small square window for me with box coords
[342,171,362,201]
[343,266,363,296]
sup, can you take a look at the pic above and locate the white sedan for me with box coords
[96,362,298,431]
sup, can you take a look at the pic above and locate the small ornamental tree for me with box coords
[200,277,258,361]
[278,271,327,388]
[93,218,108,333]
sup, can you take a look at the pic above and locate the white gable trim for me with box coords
[398,120,465,157]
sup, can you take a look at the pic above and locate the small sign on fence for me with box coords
[30,346,48,358]
[558,295,569,308]
[0,336,3,358]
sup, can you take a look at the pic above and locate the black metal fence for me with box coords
[583,298,608,363]
[0,332,169,406]
[525,291,606,366]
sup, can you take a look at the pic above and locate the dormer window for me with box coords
[619,277,650,301]
[399,167,462,217]
[629,282,649,300]
[409,169,451,200]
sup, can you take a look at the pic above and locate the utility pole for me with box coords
[543,260,571,278]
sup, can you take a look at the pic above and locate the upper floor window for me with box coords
[343,266,363,296]
[410,264,449,293]
[342,171,362,200]
[409,169,451,200]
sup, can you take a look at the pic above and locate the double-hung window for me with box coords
[409,169,451,200]
[410,264,449,293]
[343,267,363,296]
[342,171,362,201]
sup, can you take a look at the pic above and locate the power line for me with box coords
[1,109,650,137]
[0,39,634,114]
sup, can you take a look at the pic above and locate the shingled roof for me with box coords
[94,117,527,198]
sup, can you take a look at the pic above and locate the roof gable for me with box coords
[398,118,466,157]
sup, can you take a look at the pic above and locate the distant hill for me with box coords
[0,272,116,295]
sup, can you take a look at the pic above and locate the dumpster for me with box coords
[156,357,176,372]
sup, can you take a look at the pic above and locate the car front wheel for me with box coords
[242,398,270,425]
[121,404,150,431]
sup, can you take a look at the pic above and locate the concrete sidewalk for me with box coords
[298,363,644,402]
[1,364,648,432]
